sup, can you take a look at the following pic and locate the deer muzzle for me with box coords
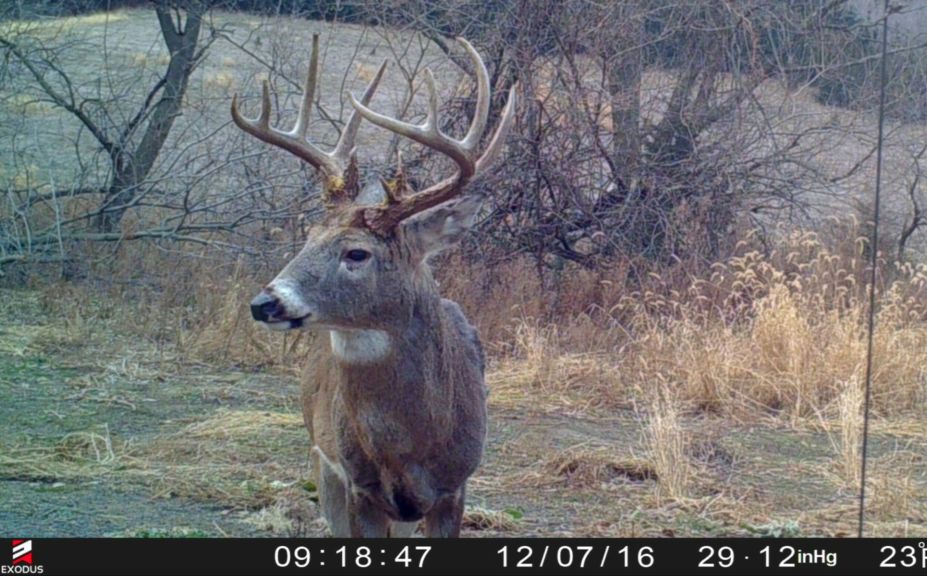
[250,284,313,331]
[250,291,283,323]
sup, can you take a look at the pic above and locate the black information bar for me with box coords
[4,538,927,576]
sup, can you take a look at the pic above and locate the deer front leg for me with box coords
[348,491,391,537]
[422,484,466,538]
[313,447,351,537]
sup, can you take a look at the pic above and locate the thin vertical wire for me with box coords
[858,0,892,539]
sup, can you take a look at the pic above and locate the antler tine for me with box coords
[292,33,321,140]
[365,89,516,229]
[231,33,389,189]
[348,37,495,177]
[408,85,516,203]
[258,82,271,127]
[353,39,516,234]
[231,75,339,176]
[332,58,388,165]
[475,84,517,172]
[348,67,474,179]
[459,38,490,151]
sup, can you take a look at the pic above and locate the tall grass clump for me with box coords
[642,387,691,502]
[825,377,864,489]
[471,230,927,420]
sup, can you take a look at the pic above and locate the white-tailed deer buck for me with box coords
[231,34,514,537]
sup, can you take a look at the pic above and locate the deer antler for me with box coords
[231,34,387,203]
[348,38,516,234]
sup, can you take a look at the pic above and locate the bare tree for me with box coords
[1,1,210,234]
[362,0,926,271]
[3,0,925,279]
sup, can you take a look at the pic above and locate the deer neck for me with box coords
[328,287,455,446]
[329,329,392,364]
[328,288,448,389]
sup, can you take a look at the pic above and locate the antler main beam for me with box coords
[231,34,387,198]
[349,37,516,233]
[231,33,515,226]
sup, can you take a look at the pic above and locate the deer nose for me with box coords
[250,292,282,322]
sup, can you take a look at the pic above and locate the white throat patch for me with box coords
[330,330,391,364]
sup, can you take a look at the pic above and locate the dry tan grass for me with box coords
[462,507,519,532]
[14,222,927,537]
[181,409,302,437]
[172,259,311,369]
[642,391,692,502]
[241,487,324,536]
[525,445,656,488]
[474,231,927,422]
[130,409,308,509]
[818,377,865,489]
[30,224,927,426]
[488,321,624,412]
[1,427,128,481]
[867,473,921,523]
[865,448,927,524]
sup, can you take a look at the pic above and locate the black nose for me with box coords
[250,292,282,322]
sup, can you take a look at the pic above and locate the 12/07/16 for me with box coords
[497,544,653,569]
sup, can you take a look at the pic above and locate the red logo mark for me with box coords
[12,540,32,565]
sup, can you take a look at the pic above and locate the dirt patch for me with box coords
[0,480,263,537]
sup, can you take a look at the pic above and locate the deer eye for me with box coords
[344,249,371,263]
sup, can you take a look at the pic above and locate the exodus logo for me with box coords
[2,541,44,574]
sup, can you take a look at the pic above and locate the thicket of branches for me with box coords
[369,1,927,270]
[1,0,926,281]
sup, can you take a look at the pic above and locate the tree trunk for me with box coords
[96,5,202,232]
[606,8,642,191]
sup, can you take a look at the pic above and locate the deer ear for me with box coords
[401,195,483,257]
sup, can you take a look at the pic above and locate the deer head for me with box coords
[233,34,515,333]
